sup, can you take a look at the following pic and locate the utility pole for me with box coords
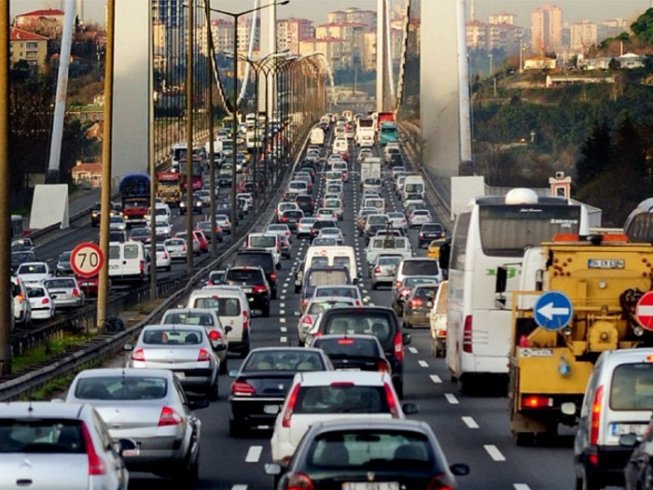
[205,0,217,257]
[148,0,157,298]
[0,0,11,374]
[185,0,195,274]
[96,0,115,332]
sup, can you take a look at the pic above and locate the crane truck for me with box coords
[504,232,653,445]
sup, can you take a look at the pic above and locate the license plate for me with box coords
[109,265,119,270]
[343,483,399,490]
[611,423,648,437]
[173,372,185,379]
[243,288,252,293]
[263,404,280,415]
[122,448,141,457]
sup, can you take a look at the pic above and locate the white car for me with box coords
[164,237,191,261]
[388,211,408,230]
[109,215,127,231]
[215,214,232,234]
[270,371,416,463]
[26,285,55,320]
[297,217,317,238]
[296,296,357,346]
[266,223,292,241]
[323,198,344,221]
[409,209,433,228]
[153,242,172,271]
[16,261,53,286]
[154,220,172,239]
[317,227,344,246]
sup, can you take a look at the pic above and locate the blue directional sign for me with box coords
[534,291,573,331]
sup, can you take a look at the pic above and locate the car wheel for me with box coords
[166,265,172,272]
[172,450,199,488]
[271,288,277,300]
[371,282,377,290]
[394,380,404,399]
[219,356,228,375]
[263,304,271,317]
[404,320,412,329]
[208,379,219,401]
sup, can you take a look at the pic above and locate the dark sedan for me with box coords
[266,419,469,489]
[310,334,391,373]
[228,347,332,437]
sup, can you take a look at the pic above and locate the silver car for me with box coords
[164,237,190,261]
[66,368,207,483]
[370,254,403,290]
[127,324,220,400]
[43,277,85,308]
[160,308,230,373]
[0,401,130,490]
[215,214,232,234]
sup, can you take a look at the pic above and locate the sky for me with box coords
[10,0,653,27]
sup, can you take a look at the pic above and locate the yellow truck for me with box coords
[505,233,653,445]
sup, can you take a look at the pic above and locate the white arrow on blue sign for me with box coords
[534,291,574,331]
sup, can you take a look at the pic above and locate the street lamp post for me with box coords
[209,0,289,235]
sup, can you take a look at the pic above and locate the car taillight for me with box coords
[41,297,50,304]
[287,472,315,490]
[409,298,423,308]
[270,272,277,281]
[393,331,404,362]
[131,348,145,362]
[281,217,289,222]
[197,347,211,361]
[158,406,184,426]
[395,280,402,289]
[400,288,410,297]
[521,395,552,409]
[462,315,473,354]
[253,285,268,294]
[72,288,80,297]
[182,245,187,252]
[81,422,107,475]
[140,259,145,272]
[282,383,302,428]
[426,475,454,490]
[242,310,249,330]
[590,385,604,448]
[208,330,221,341]
[377,360,390,373]
[374,266,381,273]
[231,380,256,396]
[302,315,314,326]
[16,293,24,303]
[384,382,399,418]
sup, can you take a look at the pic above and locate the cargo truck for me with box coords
[156,171,181,206]
[119,173,150,227]
[505,232,653,445]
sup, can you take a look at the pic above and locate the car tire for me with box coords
[172,450,199,488]
[271,288,277,300]
[219,356,228,375]
[208,379,219,401]
[404,320,412,329]
[263,304,271,317]
[166,265,172,272]
[394,380,404,399]
[371,283,377,290]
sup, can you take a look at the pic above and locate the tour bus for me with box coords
[355,117,375,147]
[446,188,588,392]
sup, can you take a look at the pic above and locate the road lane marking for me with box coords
[280,318,286,323]
[282,289,287,294]
[418,360,429,368]
[280,302,285,308]
[294,311,300,316]
[429,374,442,383]
[232,485,248,490]
[462,416,479,429]
[280,326,287,332]
[408,347,418,354]
[484,445,506,462]
[280,295,286,300]
[513,485,531,490]
[279,310,285,315]
[444,393,459,405]
[245,446,263,463]
[280,336,287,343]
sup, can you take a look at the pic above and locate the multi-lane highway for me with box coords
[112,132,578,490]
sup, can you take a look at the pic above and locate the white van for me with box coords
[108,241,150,282]
[145,202,171,227]
[187,286,251,357]
[309,127,325,146]
[303,246,358,284]
[573,348,653,489]
[401,175,425,199]
[365,236,412,266]
[246,233,280,265]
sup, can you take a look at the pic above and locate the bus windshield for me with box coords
[479,205,581,257]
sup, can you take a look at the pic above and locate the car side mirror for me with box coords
[450,463,470,477]
[224,325,233,333]
[215,344,227,352]
[123,343,133,352]
[402,333,412,345]
[352,277,359,285]
[402,403,419,415]
[188,397,210,410]
[116,438,139,457]
[228,369,239,378]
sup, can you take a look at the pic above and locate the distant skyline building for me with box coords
[570,20,598,53]
[277,17,314,54]
[531,4,563,53]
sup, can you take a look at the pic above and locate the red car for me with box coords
[193,230,209,254]
[76,274,111,297]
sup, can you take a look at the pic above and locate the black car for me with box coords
[179,195,203,215]
[223,266,271,316]
[279,210,304,231]
[295,194,315,216]
[310,334,391,373]
[266,419,469,488]
[233,250,280,299]
[11,251,36,274]
[313,307,410,397]
[418,222,446,248]
[129,227,151,244]
[90,201,122,226]
[228,347,332,436]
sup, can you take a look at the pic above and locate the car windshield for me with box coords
[142,328,204,345]
[235,254,273,271]
[307,300,352,314]
[402,260,440,276]
[44,279,76,288]
[294,385,390,415]
[243,350,324,372]
[309,430,433,468]
[610,363,653,410]
[162,312,214,326]
[324,314,393,342]
[19,264,46,274]
[315,287,357,299]
[378,256,402,265]
[0,419,86,454]
[74,376,168,400]
[226,269,262,283]
[405,277,438,288]
[193,296,241,316]
[249,235,276,248]
[308,270,349,287]
[368,216,388,225]
[315,338,378,357]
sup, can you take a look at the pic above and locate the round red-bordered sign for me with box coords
[636,291,653,331]
[70,242,104,278]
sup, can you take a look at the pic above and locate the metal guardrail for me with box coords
[0,126,314,401]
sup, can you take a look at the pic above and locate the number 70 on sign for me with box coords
[70,242,105,278]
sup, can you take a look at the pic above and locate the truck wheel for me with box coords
[512,431,535,447]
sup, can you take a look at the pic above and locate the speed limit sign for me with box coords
[70,242,104,278]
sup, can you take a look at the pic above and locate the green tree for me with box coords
[631,8,653,44]
[575,119,612,188]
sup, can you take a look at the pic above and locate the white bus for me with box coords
[446,188,587,393]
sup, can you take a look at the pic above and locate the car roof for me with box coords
[308,296,356,304]
[142,323,206,331]
[309,418,432,436]
[0,401,88,419]
[74,367,173,379]
[294,370,390,387]
[313,334,382,344]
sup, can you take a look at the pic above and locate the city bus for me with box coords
[446,188,588,393]
[178,159,204,191]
